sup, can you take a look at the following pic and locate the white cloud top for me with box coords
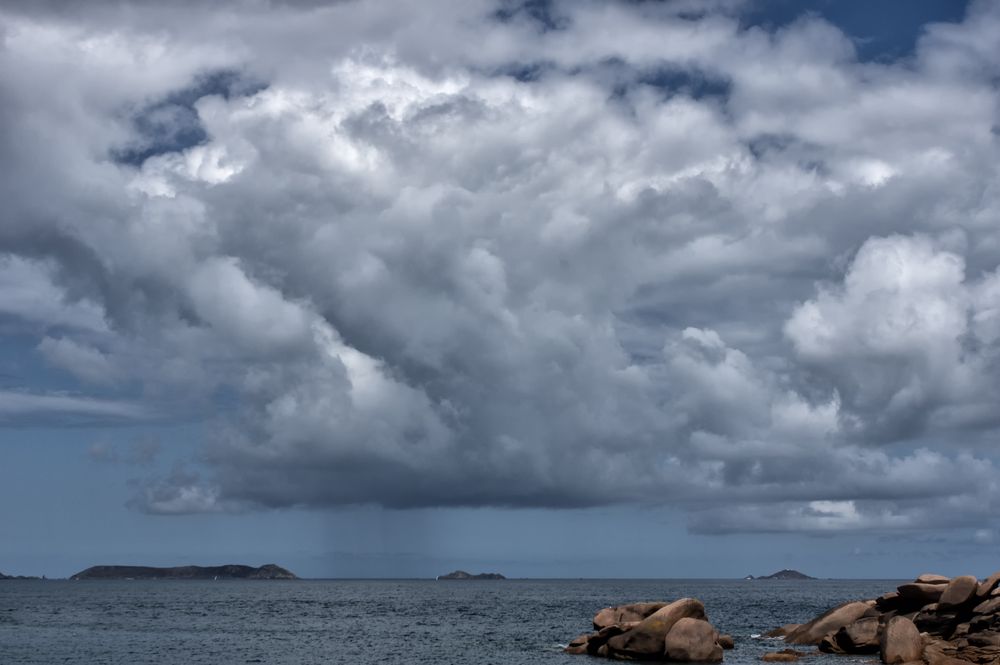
[1,0,999,534]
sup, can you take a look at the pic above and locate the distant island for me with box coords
[70,563,298,580]
[0,571,42,580]
[437,570,506,580]
[746,569,816,580]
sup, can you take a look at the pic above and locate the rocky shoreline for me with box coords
[765,571,1000,665]
[564,570,1000,663]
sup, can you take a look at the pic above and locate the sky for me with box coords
[1,0,998,580]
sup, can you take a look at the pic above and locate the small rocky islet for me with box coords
[436,570,506,580]
[565,570,1000,664]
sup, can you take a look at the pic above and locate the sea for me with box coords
[0,578,899,664]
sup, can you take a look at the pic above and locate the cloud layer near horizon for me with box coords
[1,0,999,534]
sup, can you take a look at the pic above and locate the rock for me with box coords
[565,634,592,654]
[978,571,1000,599]
[784,601,873,645]
[594,602,669,629]
[922,640,970,665]
[876,592,902,612]
[565,623,640,656]
[765,624,801,638]
[718,634,734,650]
[818,633,845,654]
[916,574,952,585]
[762,649,807,662]
[838,616,880,653]
[914,607,959,637]
[973,597,1000,615]
[938,576,978,609]
[880,616,923,664]
[587,624,634,655]
[605,598,707,660]
[897,583,946,605]
[968,632,1000,647]
[663,617,723,662]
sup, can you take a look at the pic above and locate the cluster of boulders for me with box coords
[765,571,1000,664]
[565,598,734,661]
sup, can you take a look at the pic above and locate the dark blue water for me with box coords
[0,579,898,664]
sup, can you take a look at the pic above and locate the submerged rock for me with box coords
[765,624,801,638]
[761,649,808,662]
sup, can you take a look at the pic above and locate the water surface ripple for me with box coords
[0,578,899,664]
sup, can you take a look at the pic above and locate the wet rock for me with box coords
[784,601,873,645]
[880,616,923,664]
[762,649,807,662]
[663,617,723,663]
[818,633,844,655]
[938,576,979,609]
[765,624,801,638]
[594,602,669,630]
[565,634,592,655]
[605,598,707,660]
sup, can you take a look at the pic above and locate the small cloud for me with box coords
[974,529,995,544]
[88,441,119,464]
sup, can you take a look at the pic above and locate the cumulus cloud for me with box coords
[1,0,999,534]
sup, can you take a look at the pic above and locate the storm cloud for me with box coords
[1,0,999,535]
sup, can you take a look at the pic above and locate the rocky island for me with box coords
[749,570,816,580]
[70,563,297,580]
[436,570,505,580]
[0,571,42,580]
